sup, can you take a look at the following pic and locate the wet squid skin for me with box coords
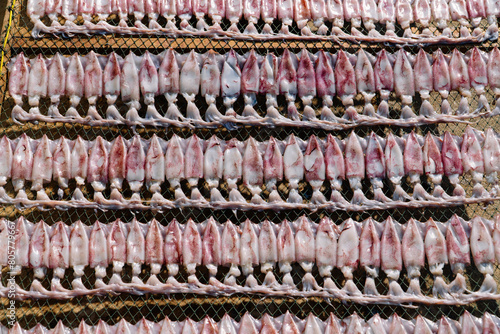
[6,310,500,333]
[27,0,499,43]
[0,128,499,209]
[2,215,500,302]
[8,48,500,129]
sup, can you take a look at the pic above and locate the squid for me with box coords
[201,50,224,122]
[47,53,66,117]
[11,49,499,129]
[84,51,104,120]
[1,130,500,210]
[29,0,500,44]
[180,51,202,121]
[49,138,68,186]
[27,54,48,116]
[5,215,500,303]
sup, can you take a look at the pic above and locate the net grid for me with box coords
[0,0,500,329]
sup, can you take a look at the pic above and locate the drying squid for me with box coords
[28,0,500,44]
[8,53,29,122]
[433,49,452,115]
[121,53,142,122]
[12,134,34,195]
[385,133,409,201]
[184,134,204,200]
[89,221,108,286]
[470,216,497,293]
[488,48,500,115]
[337,219,360,295]
[335,50,356,108]
[201,213,223,283]
[243,137,264,202]
[183,219,203,286]
[165,134,184,199]
[29,220,50,280]
[297,50,317,121]
[402,219,425,295]
[483,127,500,196]
[378,0,396,31]
[11,49,499,129]
[201,50,224,122]
[295,216,319,290]
[315,217,338,291]
[404,131,433,200]
[259,53,281,120]
[381,217,404,296]
[278,50,299,121]
[355,49,376,117]
[449,49,472,115]
[9,312,500,333]
[69,220,89,291]
[468,47,490,113]
[204,135,223,202]
[180,51,202,120]
[28,54,48,116]
[65,53,85,119]
[84,51,104,120]
[46,224,69,296]
[164,219,183,285]
[373,50,393,118]
[139,52,163,120]
[240,219,259,288]
[283,134,304,203]
[47,53,66,117]
[277,220,296,288]
[325,134,346,204]
[366,132,389,202]
[127,219,146,284]
[223,138,244,202]
[6,215,500,303]
[241,50,260,119]
[145,134,165,194]
[127,135,147,198]
[359,218,380,295]
[107,219,128,284]
[345,132,370,205]
[102,53,123,121]
[446,215,470,294]
[1,131,500,211]
[263,136,283,201]
[304,136,327,204]
[221,50,241,122]
[221,220,241,285]
[259,220,278,288]
[315,51,337,122]
[461,126,488,198]
[442,131,465,197]
[425,219,449,297]
[31,135,53,200]
[413,49,435,117]
[393,49,415,118]
[159,49,183,121]
[422,133,447,198]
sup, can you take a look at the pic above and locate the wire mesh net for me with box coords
[1,0,500,330]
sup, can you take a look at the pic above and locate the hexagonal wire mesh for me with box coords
[1,0,500,330]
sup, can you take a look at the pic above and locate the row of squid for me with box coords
[27,0,499,44]
[6,311,500,334]
[0,128,499,211]
[2,215,500,304]
[8,48,500,129]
